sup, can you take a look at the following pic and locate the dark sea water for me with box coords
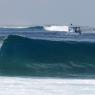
[0,26,95,78]
[0,26,95,95]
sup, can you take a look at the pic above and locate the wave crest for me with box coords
[0,35,95,77]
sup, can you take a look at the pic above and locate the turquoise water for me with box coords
[0,34,95,78]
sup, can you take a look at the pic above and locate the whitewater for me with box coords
[0,25,95,95]
[0,77,95,95]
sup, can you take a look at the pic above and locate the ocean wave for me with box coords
[44,25,69,32]
[0,26,44,30]
[0,35,95,78]
[0,26,29,29]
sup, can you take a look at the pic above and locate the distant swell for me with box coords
[0,35,95,78]
[27,26,44,30]
[0,26,44,30]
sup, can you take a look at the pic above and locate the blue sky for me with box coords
[0,0,95,26]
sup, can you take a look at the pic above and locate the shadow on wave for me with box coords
[0,35,95,78]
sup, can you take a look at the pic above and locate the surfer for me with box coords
[70,24,81,34]
[75,27,81,34]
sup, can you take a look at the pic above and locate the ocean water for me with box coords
[0,77,95,95]
[0,26,95,94]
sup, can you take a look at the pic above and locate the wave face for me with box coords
[0,35,95,78]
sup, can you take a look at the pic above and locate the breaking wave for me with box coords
[0,35,95,78]
[43,25,69,32]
